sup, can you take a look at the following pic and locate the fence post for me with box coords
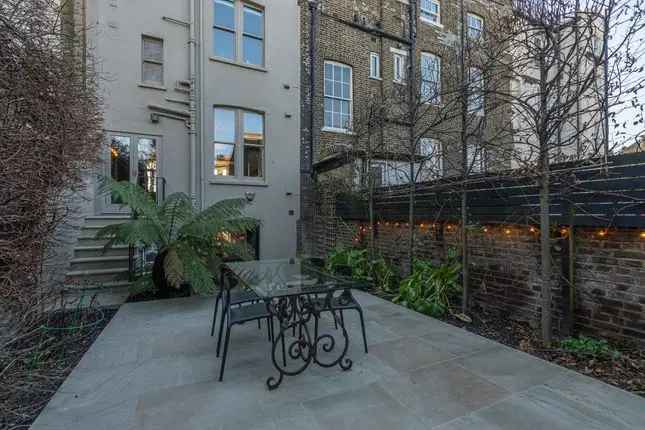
[560,204,576,336]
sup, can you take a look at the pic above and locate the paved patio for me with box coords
[32,291,645,430]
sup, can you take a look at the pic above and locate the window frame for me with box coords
[213,0,237,61]
[420,52,441,105]
[420,0,441,26]
[242,110,265,178]
[468,66,485,116]
[369,52,381,80]
[323,61,353,133]
[141,35,164,86]
[213,106,266,180]
[212,0,265,67]
[418,138,443,179]
[391,48,408,84]
[467,13,484,40]
[241,4,265,66]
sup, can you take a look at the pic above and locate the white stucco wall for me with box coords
[84,0,301,259]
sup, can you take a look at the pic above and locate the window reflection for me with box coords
[243,111,264,177]
[110,136,130,204]
[215,143,235,176]
[137,138,157,200]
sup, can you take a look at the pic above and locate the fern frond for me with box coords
[163,248,184,288]
[159,192,196,241]
[174,243,216,294]
[96,218,163,250]
[98,178,160,220]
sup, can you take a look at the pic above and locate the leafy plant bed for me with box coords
[439,306,645,397]
[0,306,117,429]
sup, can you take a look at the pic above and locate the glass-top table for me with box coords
[225,258,356,298]
[223,258,365,389]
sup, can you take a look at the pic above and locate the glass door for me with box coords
[103,134,158,213]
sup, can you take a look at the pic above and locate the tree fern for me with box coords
[97,179,259,295]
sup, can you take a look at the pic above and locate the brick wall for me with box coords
[310,215,645,345]
[299,0,512,252]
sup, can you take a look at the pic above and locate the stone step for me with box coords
[65,267,130,286]
[76,236,113,247]
[78,225,113,240]
[69,255,130,271]
[84,214,131,228]
[74,245,129,259]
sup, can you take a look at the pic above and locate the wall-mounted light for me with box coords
[245,192,255,202]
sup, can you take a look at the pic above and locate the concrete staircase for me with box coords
[64,215,132,291]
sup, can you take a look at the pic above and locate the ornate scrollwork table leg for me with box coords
[265,291,353,390]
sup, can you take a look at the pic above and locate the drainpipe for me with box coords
[307,0,319,176]
[198,0,206,209]
[188,0,198,206]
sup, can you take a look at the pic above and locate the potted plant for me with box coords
[97,180,258,297]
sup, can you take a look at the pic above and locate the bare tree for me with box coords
[487,0,645,345]
[1,0,103,424]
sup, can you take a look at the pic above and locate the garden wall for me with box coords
[310,216,645,345]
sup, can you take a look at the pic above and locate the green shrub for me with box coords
[326,247,370,279]
[394,250,461,318]
[325,247,399,294]
[560,336,621,360]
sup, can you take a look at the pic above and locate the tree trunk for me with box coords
[459,0,469,314]
[539,168,552,346]
[538,44,552,347]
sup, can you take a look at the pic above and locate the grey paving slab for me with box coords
[459,385,635,430]
[369,336,456,373]
[31,293,645,430]
[419,325,498,356]
[379,361,510,428]
[453,344,569,392]
[303,382,427,430]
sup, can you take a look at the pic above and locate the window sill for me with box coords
[321,127,355,136]
[393,80,407,86]
[138,83,167,91]
[209,178,269,187]
[369,76,382,81]
[209,56,268,73]
[420,18,443,29]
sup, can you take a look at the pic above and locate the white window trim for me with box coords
[418,138,443,179]
[212,106,267,181]
[467,13,484,40]
[391,48,409,85]
[421,52,441,105]
[323,60,353,132]
[420,0,443,28]
[468,67,485,116]
[369,52,381,80]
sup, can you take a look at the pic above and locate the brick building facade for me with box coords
[299,0,507,255]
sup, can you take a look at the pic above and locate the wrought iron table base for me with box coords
[266,293,352,390]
